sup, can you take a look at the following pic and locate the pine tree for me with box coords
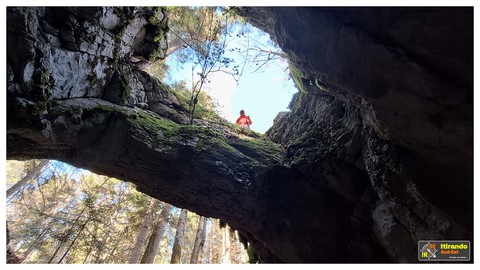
[7,160,250,264]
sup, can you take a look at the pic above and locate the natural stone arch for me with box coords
[7,7,472,262]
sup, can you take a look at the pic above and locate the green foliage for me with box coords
[144,60,170,81]
[165,7,240,123]
[167,7,221,63]
[148,7,288,126]
[6,160,30,186]
[169,81,225,122]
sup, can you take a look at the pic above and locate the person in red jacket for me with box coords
[236,109,252,129]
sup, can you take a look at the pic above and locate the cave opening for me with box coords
[7,7,299,264]
[144,8,298,134]
[6,6,473,263]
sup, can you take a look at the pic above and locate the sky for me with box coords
[2,3,479,268]
[165,22,298,134]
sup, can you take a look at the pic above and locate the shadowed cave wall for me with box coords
[7,7,472,262]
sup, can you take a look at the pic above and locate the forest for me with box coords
[6,7,275,264]
[6,6,473,263]
[6,159,250,264]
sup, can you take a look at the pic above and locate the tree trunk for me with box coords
[94,187,128,263]
[222,223,231,264]
[57,221,88,263]
[6,7,287,259]
[190,216,206,263]
[48,177,110,263]
[140,204,171,263]
[8,7,474,263]
[19,227,49,262]
[128,199,158,264]
[47,240,66,263]
[208,226,213,263]
[82,245,94,264]
[7,160,49,198]
[198,216,207,261]
[166,37,185,57]
[170,208,188,264]
[105,226,128,263]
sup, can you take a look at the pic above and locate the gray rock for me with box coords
[7,7,472,263]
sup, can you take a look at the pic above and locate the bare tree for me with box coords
[128,199,159,263]
[140,204,172,263]
[47,198,93,264]
[190,216,207,263]
[170,208,188,263]
[222,223,231,264]
[167,7,234,124]
[7,160,49,198]
[56,177,112,263]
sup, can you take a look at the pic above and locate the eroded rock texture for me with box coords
[7,7,472,263]
[241,7,473,262]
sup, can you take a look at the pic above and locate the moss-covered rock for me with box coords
[288,60,309,94]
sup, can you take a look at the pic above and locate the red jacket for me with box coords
[236,115,252,126]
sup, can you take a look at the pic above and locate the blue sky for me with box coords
[165,23,297,134]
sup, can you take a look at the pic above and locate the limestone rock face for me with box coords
[7,7,472,263]
[8,7,170,109]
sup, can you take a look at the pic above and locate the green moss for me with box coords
[170,87,224,122]
[149,29,166,61]
[178,125,237,155]
[122,84,131,102]
[32,71,53,114]
[127,112,238,155]
[95,103,285,164]
[128,111,180,136]
[94,104,136,117]
[220,121,263,138]
[146,7,170,63]
[127,111,215,141]
[112,7,126,20]
[233,136,285,162]
[288,60,308,94]
[171,89,190,108]
[32,100,53,115]
[149,50,159,62]
[148,7,165,26]
[95,105,116,112]
[88,73,102,87]
[40,72,50,86]
[118,70,133,103]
